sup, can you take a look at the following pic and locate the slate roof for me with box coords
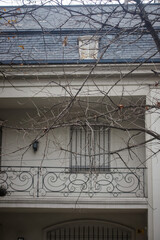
[0,4,160,64]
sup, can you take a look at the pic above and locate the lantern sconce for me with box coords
[32,140,39,152]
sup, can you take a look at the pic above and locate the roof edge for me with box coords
[1,58,160,65]
[1,3,160,8]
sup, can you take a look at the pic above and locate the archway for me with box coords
[43,219,135,240]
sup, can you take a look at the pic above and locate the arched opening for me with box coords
[43,220,135,240]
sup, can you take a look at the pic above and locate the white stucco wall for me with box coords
[0,107,145,169]
[146,88,160,240]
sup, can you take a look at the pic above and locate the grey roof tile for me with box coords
[0,4,159,64]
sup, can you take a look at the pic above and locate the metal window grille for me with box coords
[70,125,110,172]
[46,222,132,240]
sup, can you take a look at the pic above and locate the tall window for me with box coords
[70,125,110,172]
[78,36,99,59]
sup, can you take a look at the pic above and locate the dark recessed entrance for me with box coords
[44,220,134,240]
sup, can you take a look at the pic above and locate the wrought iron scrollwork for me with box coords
[0,166,146,198]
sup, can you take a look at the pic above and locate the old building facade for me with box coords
[0,3,160,240]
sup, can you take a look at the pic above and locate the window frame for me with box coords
[78,36,99,60]
[70,125,110,173]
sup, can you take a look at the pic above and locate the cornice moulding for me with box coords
[0,197,148,209]
[0,63,159,82]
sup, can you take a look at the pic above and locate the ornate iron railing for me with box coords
[0,166,146,198]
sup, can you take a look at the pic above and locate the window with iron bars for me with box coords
[70,125,110,172]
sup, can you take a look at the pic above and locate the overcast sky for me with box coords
[1,0,58,5]
[0,0,49,5]
[0,0,116,6]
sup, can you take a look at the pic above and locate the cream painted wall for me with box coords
[146,88,160,240]
[1,108,145,169]
[1,108,69,166]
[110,128,145,168]
[2,126,69,167]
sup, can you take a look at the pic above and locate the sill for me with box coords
[69,167,110,173]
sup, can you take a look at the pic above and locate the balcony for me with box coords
[0,166,146,199]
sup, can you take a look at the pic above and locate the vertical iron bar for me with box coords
[37,167,40,197]
[88,226,90,240]
[108,129,110,168]
[103,126,105,170]
[94,128,96,170]
[97,226,99,240]
[68,227,70,240]
[112,228,114,240]
[59,229,61,240]
[73,227,75,240]
[55,230,57,240]
[85,127,86,169]
[70,127,73,171]
[126,232,129,240]
[93,226,94,240]
[143,168,145,197]
[78,226,80,240]
[64,228,66,240]
[83,226,85,240]
[99,127,100,168]
[76,128,77,171]
[102,227,104,240]
[80,128,82,170]
[89,128,91,170]
[107,228,109,240]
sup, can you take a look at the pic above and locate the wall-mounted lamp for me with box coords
[17,237,24,240]
[32,140,39,152]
